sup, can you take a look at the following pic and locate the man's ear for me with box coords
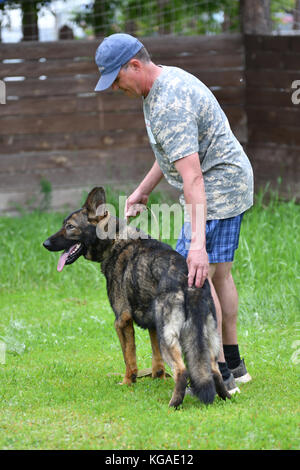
[128,58,142,72]
[83,187,106,216]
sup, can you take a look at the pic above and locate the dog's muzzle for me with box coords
[43,238,85,271]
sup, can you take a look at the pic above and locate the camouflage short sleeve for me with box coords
[143,66,254,220]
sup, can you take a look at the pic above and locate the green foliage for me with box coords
[71,0,241,37]
[2,0,298,41]
[271,0,295,14]
[39,178,52,212]
[72,0,120,37]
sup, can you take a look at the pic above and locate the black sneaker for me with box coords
[229,358,252,384]
[223,373,241,395]
[185,373,240,397]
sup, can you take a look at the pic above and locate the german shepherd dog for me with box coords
[43,187,230,407]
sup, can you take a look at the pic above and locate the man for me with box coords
[94,33,253,394]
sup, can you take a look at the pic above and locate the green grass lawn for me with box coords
[0,188,299,450]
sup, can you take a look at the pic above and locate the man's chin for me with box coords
[124,90,139,98]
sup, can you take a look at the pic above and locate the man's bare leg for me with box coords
[211,262,251,384]
[208,263,241,394]
[208,264,225,362]
[212,262,238,345]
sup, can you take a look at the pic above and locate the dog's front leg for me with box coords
[114,311,138,385]
[148,329,165,379]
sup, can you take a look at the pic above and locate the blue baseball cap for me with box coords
[94,34,143,91]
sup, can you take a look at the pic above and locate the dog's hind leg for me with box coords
[114,311,138,385]
[154,295,188,407]
[211,355,231,400]
[148,328,165,379]
[206,314,231,400]
[159,341,188,408]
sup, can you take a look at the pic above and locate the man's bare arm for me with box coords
[175,152,208,288]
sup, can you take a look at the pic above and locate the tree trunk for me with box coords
[222,13,232,32]
[93,0,115,37]
[157,0,171,35]
[22,0,39,41]
[240,0,271,34]
[293,0,300,30]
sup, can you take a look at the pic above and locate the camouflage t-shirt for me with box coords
[142,66,254,220]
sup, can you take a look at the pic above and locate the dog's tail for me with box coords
[182,281,220,404]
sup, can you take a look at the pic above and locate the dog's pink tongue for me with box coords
[57,251,69,272]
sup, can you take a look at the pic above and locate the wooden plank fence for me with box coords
[0,34,246,213]
[245,35,300,200]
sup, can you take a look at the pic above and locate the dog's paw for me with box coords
[168,395,184,408]
[121,373,137,385]
[152,368,165,379]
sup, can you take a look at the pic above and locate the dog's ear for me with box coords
[83,187,106,216]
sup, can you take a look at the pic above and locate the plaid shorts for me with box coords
[175,213,244,263]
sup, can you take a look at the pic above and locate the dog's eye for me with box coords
[66,224,75,230]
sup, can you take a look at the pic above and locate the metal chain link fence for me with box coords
[0,0,299,42]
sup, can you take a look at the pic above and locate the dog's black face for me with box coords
[43,209,93,271]
[43,187,111,271]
